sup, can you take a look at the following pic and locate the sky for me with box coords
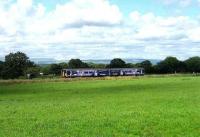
[0,0,200,60]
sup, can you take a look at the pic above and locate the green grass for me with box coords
[0,76,200,137]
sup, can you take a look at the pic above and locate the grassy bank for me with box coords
[0,76,200,136]
[0,73,198,85]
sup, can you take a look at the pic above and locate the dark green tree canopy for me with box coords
[185,57,200,72]
[109,58,126,68]
[49,64,62,75]
[25,67,40,78]
[157,57,181,73]
[59,62,68,69]
[68,59,88,68]
[40,65,51,75]
[88,63,106,69]
[2,52,34,79]
[0,61,4,78]
[139,60,153,74]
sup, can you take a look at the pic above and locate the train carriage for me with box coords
[62,68,144,78]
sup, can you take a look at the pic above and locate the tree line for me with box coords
[0,51,200,79]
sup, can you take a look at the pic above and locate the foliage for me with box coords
[59,62,68,69]
[68,59,89,68]
[40,65,51,75]
[49,64,62,75]
[185,56,200,73]
[156,56,182,73]
[1,51,200,79]
[125,63,135,68]
[0,77,200,136]
[109,58,126,68]
[138,60,153,74]
[0,61,4,78]
[25,67,41,78]
[88,63,107,68]
[1,52,34,79]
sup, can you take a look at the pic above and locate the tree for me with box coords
[156,57,181,73]
[0,61,3,65]
[68,59,88,68]
[2,52,34,79]
[109,58,126,68]
[87,63,106,69]
[25,67,40,78]
[185,56,200,73]
[41,65,51,75]
[177,61,187,72]
[49,64,62,75]
[139,60,153,74]
[126,63,135,68]
[0,61,4,78]
[59,62,68,69]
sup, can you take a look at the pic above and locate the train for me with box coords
[61,68,144,78]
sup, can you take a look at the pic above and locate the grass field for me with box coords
[0,76,200,137]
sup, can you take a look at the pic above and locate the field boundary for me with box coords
[0,73,199,85]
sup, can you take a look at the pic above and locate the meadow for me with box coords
[0,76,200,137]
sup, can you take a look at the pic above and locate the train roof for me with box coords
[62,68,144,70]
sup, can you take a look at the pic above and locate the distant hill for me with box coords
[30,58,161,65]
[30,58,59,65]
[0,57,161,65]
[84,59,160,65]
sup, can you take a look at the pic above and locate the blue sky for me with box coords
[34,0,200,17]
[0,0,200,60]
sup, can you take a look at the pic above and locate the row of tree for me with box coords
[0,51,200,79]
[150,56,200,74]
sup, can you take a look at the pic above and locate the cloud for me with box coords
[25,0,122,34]
[0,0,200,60]
[130,11,198,41]
[128,11,200,59]
[17,0,33,10]
[0,0,122,34]
[158,0,193,7]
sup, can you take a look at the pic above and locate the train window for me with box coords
[125,70,132,73]
[72,71,77,74]
[84,71,89,74]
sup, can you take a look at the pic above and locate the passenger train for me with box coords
[61,68,144,78]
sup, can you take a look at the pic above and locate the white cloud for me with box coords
[0,0,122,35]
[0,0,200,60]
[159,0,192,7]
[188,27,200,41]
[24,0,122,34]
[128,11,200,59]
[17,0,32,10]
